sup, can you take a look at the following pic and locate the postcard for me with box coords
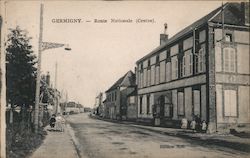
[0,1,249,158]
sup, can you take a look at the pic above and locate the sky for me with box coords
[3,0,223,107]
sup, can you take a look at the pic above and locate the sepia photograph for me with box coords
[0,0,249,158]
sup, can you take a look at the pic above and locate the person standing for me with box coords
[49,114,56,130]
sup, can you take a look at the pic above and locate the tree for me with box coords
[6,26,37,109]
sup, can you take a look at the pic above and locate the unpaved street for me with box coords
[66,113,249,158]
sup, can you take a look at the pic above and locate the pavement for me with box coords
[29,124,79,158]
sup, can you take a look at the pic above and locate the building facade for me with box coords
[105,71,136,120]
[126,89,138,121]
[135,3,249,133]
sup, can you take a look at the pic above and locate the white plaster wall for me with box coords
[238,86,250,123]
[216,84,223,123]
[237,44,249,74]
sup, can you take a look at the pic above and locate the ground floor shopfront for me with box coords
[137,74,250,133]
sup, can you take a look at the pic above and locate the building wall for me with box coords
[214,28,250,131]
[137,28,208,125]
[127,95,137,120]
[120,87,135,119]
[105,89,119,119]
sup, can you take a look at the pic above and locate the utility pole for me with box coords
[34,3,44,133]
[34,3,71,133]
[54,62,58,114]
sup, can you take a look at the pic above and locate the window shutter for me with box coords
[224,48,230,72]
[193,90,200,116]
[178,92,184,115]
[230,49,236,72]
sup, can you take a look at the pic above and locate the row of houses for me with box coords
[97,2,250,133]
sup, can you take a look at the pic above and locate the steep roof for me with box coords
[105,70,135,93]
[136,3,247,64]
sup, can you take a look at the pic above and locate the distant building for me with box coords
[64,101,81,114]
[135,3,249,133]
[126,89,138,121]
[105,71,136,120]
[95,93,104,116]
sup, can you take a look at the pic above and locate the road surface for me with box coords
[66,113,248,158]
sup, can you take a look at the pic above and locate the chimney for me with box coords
[160,23,168,45]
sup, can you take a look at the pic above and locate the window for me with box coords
[148,59,151,67]
[223,47,236,72]
[156,66,160,84]
[160,61,166,83]
[146,96,150,114]
[140,63,143,71]
[156,55,160,63]
[225,33,232,42]
[224,90,237,117]
[140,73,143,88]
[180,58,183,77]
[195,46,205,73]
[151,66,155,85]
[143,69,147,87]
[175,60,178,79]
[189,53,193,75]
[183,50,193,76]
[167,49,170,58]
[193,90,201,116]
[137,69,141,88]
[198,48,204,72]
[171,57,178,80]
[147,69,151,86]
[177,92,184,115]
[166,62,171,82]
[182,56,186,77]
[139,96,143,114]
[114,91,117,101]
[129,96,135,104]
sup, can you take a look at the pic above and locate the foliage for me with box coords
[40,75,54,105]
[6,26,37,108]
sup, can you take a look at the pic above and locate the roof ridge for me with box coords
[136,2,226,63]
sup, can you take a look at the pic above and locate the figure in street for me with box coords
[49,114,56,130]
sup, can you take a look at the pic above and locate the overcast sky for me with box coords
[4,0,222,107]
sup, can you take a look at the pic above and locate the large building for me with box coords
[105,71,136,120]
[135,3,249,133]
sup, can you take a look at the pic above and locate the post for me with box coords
[34,3,44,133]
[54,62,58,114]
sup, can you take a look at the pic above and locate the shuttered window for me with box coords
[177,92,184,115]
[193,90,201,116]
[223,47,236,72]
[166,62,171,82]
[160,61,165,83]
[151,66,155,85]
[224,90,237,117]
[156,66,160,84]
[147,69,151,87]
[198,47,205,73]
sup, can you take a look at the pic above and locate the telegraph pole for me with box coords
[34,3,71,133]
[34,3,44,133]
[54,62,58,114]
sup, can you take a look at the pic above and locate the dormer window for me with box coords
[225,33,233,42]
[156,55,160,63]
[148,59,151,67]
